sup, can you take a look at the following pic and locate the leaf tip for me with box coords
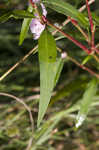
[19,39,22,46]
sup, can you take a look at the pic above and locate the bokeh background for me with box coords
[0,0,99,150]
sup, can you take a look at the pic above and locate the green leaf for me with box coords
[0,9,34,23]
[19,5,33,45]
[38,61,63,127]
[19,18,32,45]
[76,79,97,128]
[39,29,57,62]
[38,29,62,127]
[42,0,89,28]
[54,58,64,86]
[82,55,92,65]
[12,10,34,18]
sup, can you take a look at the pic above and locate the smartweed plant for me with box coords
[0,1,99,149]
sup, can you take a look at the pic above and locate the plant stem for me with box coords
[43,17,91,54]
[94,47,99,54]
[29,0,41,20]
[29,0,36,8]
[92,54,99,63]
[86,0,95,49]
[52,0,95,35]
[68,56,99,78]
[0,46,37,82]
[0,92,34,133]
[59,50,99,79]
[69,17,90,44]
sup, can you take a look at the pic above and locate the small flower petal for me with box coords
[30,2,47,40]
[41,3,47,17]
[32,0,40,3]
[30,18,45,39]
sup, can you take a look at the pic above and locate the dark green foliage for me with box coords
[0,0,99,150]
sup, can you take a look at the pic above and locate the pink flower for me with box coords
[30,3,47,40]
[32,0,40,3]
[40,3,47,17]
[30,19,45,40]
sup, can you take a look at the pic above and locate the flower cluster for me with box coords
[30,0,47,40]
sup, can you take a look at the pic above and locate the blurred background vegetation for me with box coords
[0,0,99,150]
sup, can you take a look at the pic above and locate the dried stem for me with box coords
[69,17,90,44]
[0,92,34,133]
[94,47,99,54]
[52,0,95,35]
[92,54,99,63]
[96,43,99,49]
[0,46,37,82]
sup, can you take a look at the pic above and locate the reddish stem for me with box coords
[42,16,91,54]
[69,56,99,78]
[68,17,90,44]
[29,0,36,8]
[86,0,95,48]
[29,0,34,6]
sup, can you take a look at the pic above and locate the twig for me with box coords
[60,49,99,78]
[0,46,38,82]
[68,56,99,78]
[93,46,99,54]
[26,137,33,150]
[52,0,95,35]
[25,95,40,101]
[92,54,99,63]
[44,17,91,54]
[68,17,90,44]
[0,92,34,133]
[79,0,95,11]
[96,43,99,48]
[86,0,95,49]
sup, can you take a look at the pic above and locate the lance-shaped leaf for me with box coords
[38,29,63,127]
[19,5,33,45]
[76,79,97,128]
[0,9,34,23]
[12,10,34,18]
[42,0,89,28]
[39,29,57,62]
